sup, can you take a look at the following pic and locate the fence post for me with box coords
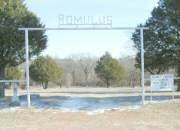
[0,83,5,97]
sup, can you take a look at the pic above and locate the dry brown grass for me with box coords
[0,100,180,130]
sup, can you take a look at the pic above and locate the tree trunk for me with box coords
[0,68,5,97]
[42,81,48,89]
[58,80,62,88]
[106,79,110,88]
[85,74,88,87]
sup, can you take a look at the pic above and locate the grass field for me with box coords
[1,87,180,130]
[5,86,180,97]
[0,100,180,130]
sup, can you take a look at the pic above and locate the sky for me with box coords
[25,0,159,58]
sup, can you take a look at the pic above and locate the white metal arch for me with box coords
[19,27,148,107]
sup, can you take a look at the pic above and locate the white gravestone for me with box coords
[10,82,20,106]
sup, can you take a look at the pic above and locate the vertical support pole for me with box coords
[172,76,175,100]
[25,29,31,107]
[140,28,145,105]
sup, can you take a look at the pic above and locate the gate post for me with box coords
[25,29,31,107]
[140,28,145,105]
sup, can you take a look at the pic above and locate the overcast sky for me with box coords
[25,0,159,58]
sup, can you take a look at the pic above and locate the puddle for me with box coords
[1,95,179,111]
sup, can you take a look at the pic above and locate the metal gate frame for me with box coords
[19,27,148,107]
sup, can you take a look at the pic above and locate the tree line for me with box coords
[0,0,179,96]
[3,53,140,89]
[28,53,138,88]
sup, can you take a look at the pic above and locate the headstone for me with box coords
[9,82,20,106]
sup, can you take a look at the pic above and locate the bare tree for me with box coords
[78,55,96,86]
[55,54,141,88]
[68,54,97,86]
